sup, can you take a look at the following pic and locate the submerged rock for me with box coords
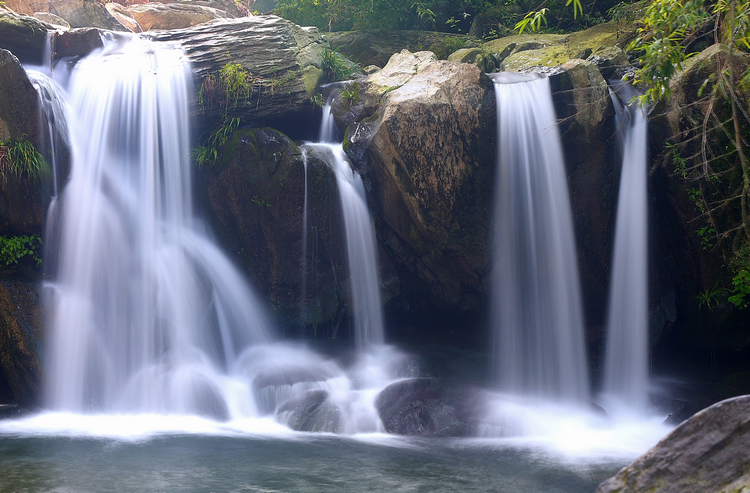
[276,389,341,432]
[375,378,471,436]
[596,395,750,493]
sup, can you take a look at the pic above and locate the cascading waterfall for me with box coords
[491,73,589,403]
[308,100,385,350]
[43,35,271,415]
[603,86,649,412]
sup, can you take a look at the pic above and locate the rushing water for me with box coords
[603,87,649,412]
[307,101,385,350]
[491,73,589,403]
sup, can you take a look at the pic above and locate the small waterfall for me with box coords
[491,73,589,403]
[603,86,649,412]
[304,139,385,350]
[42,35,271,415]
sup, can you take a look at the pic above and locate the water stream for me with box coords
[491,73,589,403]
[603,86,649,413]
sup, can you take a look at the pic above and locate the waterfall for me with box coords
[304,138,384,349]
[603,86,649,412]
[42,35,271,415]
[491,73,589,403]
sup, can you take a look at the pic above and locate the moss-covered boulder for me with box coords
[0,8,51,66]
[482,22,636,73]
[324,30,480,67]
[0,278,43,408]
[198,127,347,329]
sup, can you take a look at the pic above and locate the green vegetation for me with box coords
[322,49,360,82]
[0,234,42,267]
[0,137,47,183]
[339,82,360,106]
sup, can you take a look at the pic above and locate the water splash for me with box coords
[491,73,589,403]
[603,86,649,413]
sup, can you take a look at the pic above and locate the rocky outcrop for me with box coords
[596,395,750,493]
[324,30,479,67]
[148,15,327,132]
[199,127,347,328]
[0,9,51,66]
[127,2,230,31]
[341,50,496,314]
[0,279,43,407]
[5,0,125,31]
[105,3,141,33]
[482,23,636,73]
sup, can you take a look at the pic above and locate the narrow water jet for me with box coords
[603,86,649,412]
[491,73,589,403]
[43,35,271,415]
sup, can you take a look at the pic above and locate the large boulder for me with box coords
[0,278,43,408]
[198,127,347,328]
[341,50,496,315]
[126,2,230,31]
[5,0,126,31]
[596,395,750,492]
[148,15,327,134]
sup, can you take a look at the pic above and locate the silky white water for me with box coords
[310,101,385,350]
[603,87,649,413]
[491,73,589,403]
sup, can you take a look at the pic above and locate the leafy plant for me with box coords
[0,234,42,267]
[251,195,272,208]
[192,117,241,168]
[0,137,48,183]
[322,49,360,82]
[695,281,730,311]
[339,82,360,106]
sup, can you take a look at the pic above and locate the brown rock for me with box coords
[127,2,229,31]
[105,3,141,33]
[6,0,126,31]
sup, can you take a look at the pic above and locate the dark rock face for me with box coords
[549,59,617,328]
[596,395,750,493]
[375,378,471,436]
[0,279,43,407]
[0,49,55,237]
[343,51,496,316]
[199,127,347,329]
[148,16,326,133]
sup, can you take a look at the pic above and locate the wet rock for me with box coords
[375,378,471,436]
[148,15,326,131]
[276,389,341,432]
[51,28,103,59]
[127,2,230,31]
[199,127,346,330]
[596,395,750,493]
[0,279,43,408]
